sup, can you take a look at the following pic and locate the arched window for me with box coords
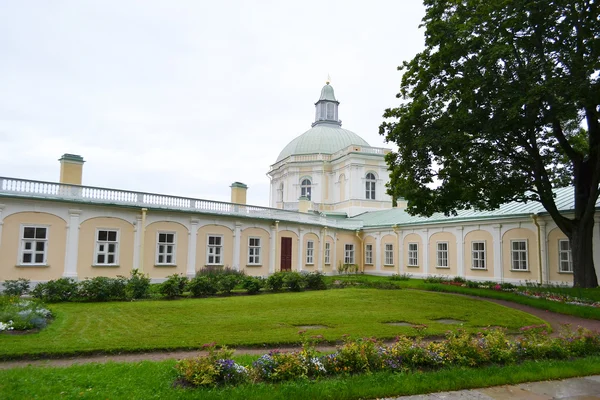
[301,179,312,200]
[365,173,376,200]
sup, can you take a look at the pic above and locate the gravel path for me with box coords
[1,292,599,370]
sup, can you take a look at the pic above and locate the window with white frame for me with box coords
[95,229,118,265]
[471,241,486,269]
[344,244,355,264]
[365,173,376,200]
[248,237,261,265]
[20,226,48,265]
[278,183,284,202]
[385,243,394,265]
[511,240,528,270]
[207,235,223,265]
[300,178,312,200]
[324,242,331,265]
[558,239,573,273]
[156,232,175,265]
[437,242,449,267]
[365,244,373,264]
[408,243,418,266]
[306,240,314,264]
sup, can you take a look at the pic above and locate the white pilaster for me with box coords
[421,229,429,276]
[332,231,338,273]
[269,221,278,274]
[297,228,304,272]
[397,229,404,274]
[133,214,143,271]
[233,221,242,271]
[318,228,326,272]
[375,233,382,272]
[538,219,548,285]
[63,209,82,278]
[187,219,199,278]
[0,204,5,250]
[493,224,503,281]
[456,226,464,277]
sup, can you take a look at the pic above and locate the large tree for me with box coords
[380,0,600,287]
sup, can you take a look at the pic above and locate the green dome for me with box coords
[276,123,370,162]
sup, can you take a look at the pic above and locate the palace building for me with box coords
[0,83,599,286]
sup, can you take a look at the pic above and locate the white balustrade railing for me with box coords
[0,177,363,230]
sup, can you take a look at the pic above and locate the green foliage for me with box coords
[282,272,305,292]
[390,273,411,281]
[303,271,326,290]
[79,276,127,302]
[338,262,360,275]
[2,278,31,296]
[187,276,218,297]
[0,296,52,331]
[31,278,79,302]
[159,274,188,299]
[265,272,285,292]
[217,275,241,295]
[242,276,264,295]
[126,269,151,299]
[175,344,248,387]
[424,275,448,284]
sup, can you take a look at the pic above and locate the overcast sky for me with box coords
[0,0,426,206]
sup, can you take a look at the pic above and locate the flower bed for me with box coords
[0,296,53,332]
[175,326,600,388]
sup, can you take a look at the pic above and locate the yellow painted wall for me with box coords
[429,232,457,275]
[363,235,376,271]
[381,234,397,269]
[144,221,188,278]
[59,162,83,185]
[502,228,539,281]
[197,224,234,270]
[323,235,334,273]
[403,233,422,272]
[78,217,135,278]
[547,228,574,283]
[276,230,298,271]
[336,232,360,269]
[303,232,319,270]
[464,230,494,278]
[241,227,270,276]
[0,212,66,281]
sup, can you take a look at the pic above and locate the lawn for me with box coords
[0,288,543,359]
[2,356,600,399]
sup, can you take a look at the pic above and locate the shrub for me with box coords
[390,273,411,281]
[252,350,309,382]
[126,269,151,299]
[265,272,285,292]
[452,276,466,283]
[79,276,127,302]
[303,271,326,290]
[159,274,188,299]
[2,278,31,296]
[0,296,52,331]
[187,276,218,297]
[217,275,241,295]
[283,272,306,292]
[324,337,383,374]
[424,275,448,284]
[196,266,244,279]
[338,263,359,275]
[242,276,264,295]
[31,278,79,302]
[175,344,248,387]
[466,280,480,288]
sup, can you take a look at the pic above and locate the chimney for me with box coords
[298,196,311,213]
[230,182,248,204]
[59,154,85,185]
[394,197,408,209]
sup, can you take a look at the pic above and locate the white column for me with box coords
[593,216,600,284]
[233,221,242,271]
[63,209,82,278]
[421,229,429,276]
[187,219,199,278]
[538,219,548,284]
[297,228,304,272]
[332,231,338,273]
[318,228,326,272]
[0,204,5,250]
[397,229,404,274]
[269,221,278,274]
[375,233,382,272]
[456,226,464,277]
[133,214,143,271]
[493,224,503,281]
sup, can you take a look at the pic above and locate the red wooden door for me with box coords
[281,237,292,271]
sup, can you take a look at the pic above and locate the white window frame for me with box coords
[436,241,449,268]
[510,240,528,271]
[365,243,373,264]
[207,234,223,265]
[156,231,176,265]
[300,178,312,200]
[344,244,355,264]
[471,241,486,270]
[408,242,419,266]
[558,239,573,273]
[384,243,394,266]
[94,228,119,266]
[306,240,314,265]
[19,225,49,266]
[248,237,261,265]
[365,173,376,200]
[324,242,331,265]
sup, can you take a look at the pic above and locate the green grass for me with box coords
[2,356,600,399]
[0,288,543,359]
[329,275,600,319]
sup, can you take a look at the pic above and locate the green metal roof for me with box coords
[276,123,370,162]
[318,83,337,102]
[352,186,600,228]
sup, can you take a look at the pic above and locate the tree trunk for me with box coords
[570,219,598,288]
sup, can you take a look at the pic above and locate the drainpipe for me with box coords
[139,208,148,272]
[355,230,364,273]
[531,214,543,286]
